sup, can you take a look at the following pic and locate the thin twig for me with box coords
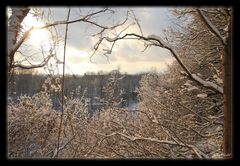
[56,8,71,158]
[51,134,76,158]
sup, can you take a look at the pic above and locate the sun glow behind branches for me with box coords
[16,8,174,75]
[16,11,56,73]
[22,13,51,46]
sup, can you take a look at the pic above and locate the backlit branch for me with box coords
[8,8,129,72]
[12,53,54,69]
[94,33,223,94]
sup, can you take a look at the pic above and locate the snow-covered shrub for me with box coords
[136,64,224,158]
[8,84,90,158]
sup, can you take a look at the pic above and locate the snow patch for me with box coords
[105,37,117,42]
[148,34,169,47]
[103,49,111,54]
[184,80,193,87]
[187,86,199,92]
[197,93,207,98]
[213,75,223,84]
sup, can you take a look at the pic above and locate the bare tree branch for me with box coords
[8,8,129,73]
[100,33,223,94]
[196,9,225,45]
[98,131,207,158]
[51,134,76,158]
[12,53,54,69]
[8,32,32,73]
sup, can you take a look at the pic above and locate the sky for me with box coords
[16,7,178,75]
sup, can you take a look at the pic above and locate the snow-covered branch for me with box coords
[101,131,207,158]
[148,34,170,48]
[102,131,180,145]
[100,33,223,94]
[196,9,226,45]
[191,74,223,94]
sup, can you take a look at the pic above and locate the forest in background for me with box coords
[8,69,141,113]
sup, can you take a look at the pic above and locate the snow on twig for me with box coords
[148,34,170,47]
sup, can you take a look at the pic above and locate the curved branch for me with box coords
[32,9,128,32]
[102,33,223,94]
[12,53,53,69]
[34,8,109,29]
[196,9,225,45]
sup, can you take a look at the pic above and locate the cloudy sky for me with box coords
[18,7,178,75]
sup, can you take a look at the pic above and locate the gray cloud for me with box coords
[38,7,175,74]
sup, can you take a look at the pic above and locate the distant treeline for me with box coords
[8,70,143,111]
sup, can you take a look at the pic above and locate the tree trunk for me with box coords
[223,20,232,159]
[8,7,30,72]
